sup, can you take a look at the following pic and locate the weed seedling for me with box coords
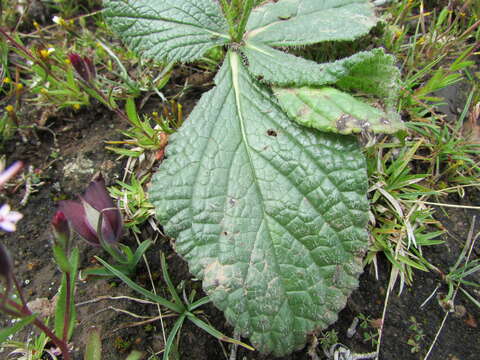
[407,316,425,353]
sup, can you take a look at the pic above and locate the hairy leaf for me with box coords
[103,0,229,62]
[243,45,399,95]
[335,48,401,105]
[150,52,369,355]
[274,87,405,135]
[245,0,377,46]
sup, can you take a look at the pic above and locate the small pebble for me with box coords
[453,305,467,318]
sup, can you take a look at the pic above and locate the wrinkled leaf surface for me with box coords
[103,0,229,62]
[150,52,369,355]
[245,0,377,46]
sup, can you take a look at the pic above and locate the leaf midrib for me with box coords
[229,51,284,302]
[245,2,363,41]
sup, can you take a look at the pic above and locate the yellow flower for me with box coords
[40,49,49,59]
[73,104,81,110]
[33,21,41,31]
[52,16,67,27]
[5,105,14,113]
[3,77,11,84]
[16,83,23,91]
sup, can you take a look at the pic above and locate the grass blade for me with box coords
[187,315,254,351]
[95,256,184,313]
[0,314,36,344]
[160,252,183,306]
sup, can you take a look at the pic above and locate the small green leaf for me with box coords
[125,98,140,127]
[84,327,102,360]
[103,0,230,62]
[245,0,377,46]
[52,245,71,273]
[105,147,143,158]
[188,296,210,311]
[125,351,143,360]
[130,240,153,268]
[274,87,405,135]
[0,314,36,344]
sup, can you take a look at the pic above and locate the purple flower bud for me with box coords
[51,211,71,249]
[0,243,13,296]
[68,53,96,83]
[59,173,123,246]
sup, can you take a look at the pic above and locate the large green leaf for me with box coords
[245,0,377,46]
[274,87,405,135]
[243,45,399,95]
[103,0,230,62]
[150,52,369,355]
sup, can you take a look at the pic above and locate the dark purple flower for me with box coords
[68,53,96,83]
[59,174,122,246]
[0,243,13,296]
[51,211,71,249]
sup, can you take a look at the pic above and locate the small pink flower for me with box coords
[0,204,23,232]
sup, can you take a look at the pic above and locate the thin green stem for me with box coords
[0,28,81,96]
[219,0,236,40]
[236,0,254,42]
[11,273,27,309]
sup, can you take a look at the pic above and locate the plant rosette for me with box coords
[104,0,403,355]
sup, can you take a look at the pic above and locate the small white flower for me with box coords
[0,204,23,232]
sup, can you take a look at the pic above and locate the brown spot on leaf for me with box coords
[356,119,370,129]
[267,129,278,137]
[336,116,347,131]
[297,106,310,118]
